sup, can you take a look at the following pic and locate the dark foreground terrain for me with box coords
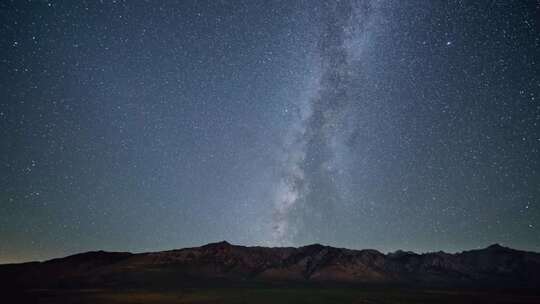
[2,242,539,303]
[9,286,540,304]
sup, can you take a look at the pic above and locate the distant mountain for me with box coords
[2,242,539,290]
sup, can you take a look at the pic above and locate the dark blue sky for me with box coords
[1,0,538,263]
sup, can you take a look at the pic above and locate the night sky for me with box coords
[1,0,539,263]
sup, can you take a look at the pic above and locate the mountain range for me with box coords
[2,241,539,290]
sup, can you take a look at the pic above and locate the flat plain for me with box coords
[11,286,540,304]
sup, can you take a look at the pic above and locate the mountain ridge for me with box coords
[2,241,539,290]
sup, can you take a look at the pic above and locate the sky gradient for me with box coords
[1,0,539,263]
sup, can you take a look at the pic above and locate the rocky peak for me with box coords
[203,241,233,249]
[301,244,327,251]
[486,243,509,251]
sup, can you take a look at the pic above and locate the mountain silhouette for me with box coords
[2,242,539,290]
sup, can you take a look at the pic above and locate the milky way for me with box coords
[272,0,381,244]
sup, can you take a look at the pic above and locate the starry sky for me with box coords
[1,0,539,263]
